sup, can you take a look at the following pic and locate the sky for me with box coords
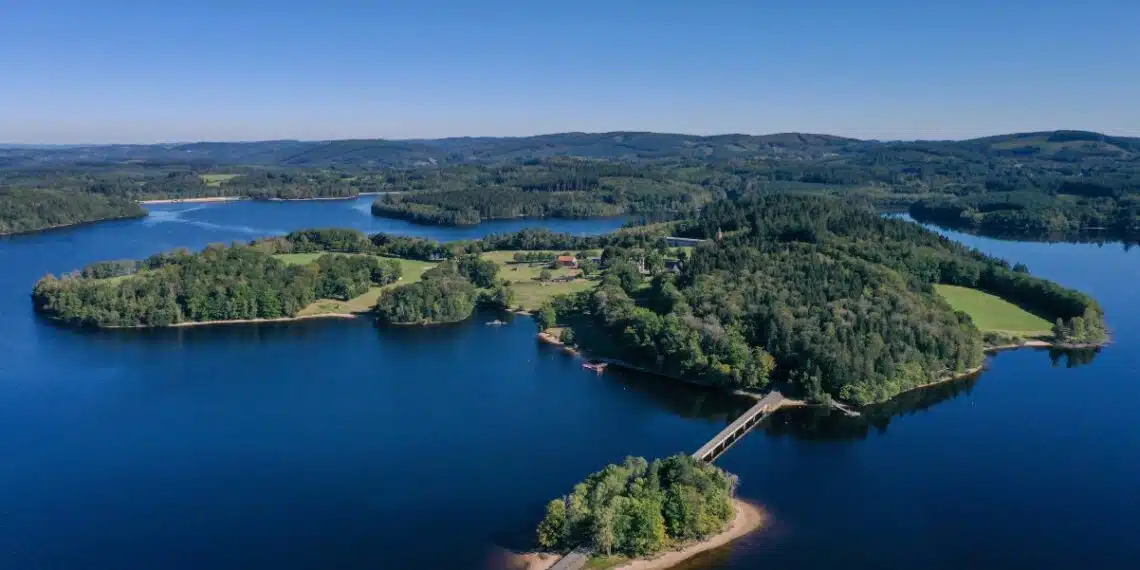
[2,0,1138,143]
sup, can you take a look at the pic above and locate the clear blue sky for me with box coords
[2,0,1137,143]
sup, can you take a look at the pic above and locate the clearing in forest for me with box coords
[480,250,598,311]
[934,284,1052,335]
[199,174,242,186]
[273,253,436,315]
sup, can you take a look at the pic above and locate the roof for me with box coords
[557,255,576,262]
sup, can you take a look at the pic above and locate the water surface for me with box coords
[1,201,1137,569]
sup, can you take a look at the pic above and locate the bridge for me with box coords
[691,391,786,462]
[545,391,788,569]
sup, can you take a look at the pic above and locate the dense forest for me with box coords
[373,255,510,324]
[4,130,1138,239]
[536,455,737,557]
[0,188,144,235]
[31,237,403,327]
[367,159,711,225]
[550,196,1107,404]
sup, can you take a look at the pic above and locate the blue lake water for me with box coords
[0,201,1137,569]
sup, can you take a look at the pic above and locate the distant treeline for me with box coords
[6,129,1139,240]
[0,189,144,235]
[909,190,1140,240]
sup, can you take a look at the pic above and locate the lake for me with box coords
[0,200,1137,569]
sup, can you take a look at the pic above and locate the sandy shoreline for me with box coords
[517,499,764,570]
[139,196,246,205]
[103,313,360,329]
[892,337,1109,397]
[612,500,764,570]
[140,192,386,205]
[169,313,359,327]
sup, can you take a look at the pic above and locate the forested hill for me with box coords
[4,129,1138,240]
[4,130,1137,169]
[0,132,859,168]
[554,196,1108,404]
[0,189,144,235]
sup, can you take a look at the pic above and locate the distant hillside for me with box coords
[0,131,862,169]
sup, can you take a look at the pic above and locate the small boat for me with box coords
[485,319,507,326]
[582,360,608,372]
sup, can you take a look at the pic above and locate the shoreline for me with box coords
[883,336,1110,401]
[140,192,386,205]
[139,196,247,205]
[537,331,781,401]
[610,499,765,570]
[0,212,147,237]
[524,499,764,570]
[102,312,362,329]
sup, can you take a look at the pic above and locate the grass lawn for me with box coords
[935,284,1052,335]
[481,250,599,311]
[200,174,242,187]
[273,253,437,315]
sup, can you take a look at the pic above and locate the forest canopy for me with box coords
[553,196,1108,404]
[536,455,737,558]
[0,189,144,235]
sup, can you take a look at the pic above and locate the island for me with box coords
[31,197,1108,406]
[0,189,145,235]
[532,454,754,569]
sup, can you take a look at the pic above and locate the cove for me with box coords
[0,199,1138,569]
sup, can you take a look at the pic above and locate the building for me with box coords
[555,255,578,268]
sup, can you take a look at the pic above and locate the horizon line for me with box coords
[0,127,1127,147]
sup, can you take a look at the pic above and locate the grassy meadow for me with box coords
[199,174,242,186]
[481,250,599,311]
[935,284,1052,336]
[273,253,436,315]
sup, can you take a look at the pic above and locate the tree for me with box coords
[539,268,553,282]
[607,261,642,294]
[535,303,557,331]
[537,499,568,550]
[559,328,577,346]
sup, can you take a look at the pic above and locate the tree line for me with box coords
[32,245,401,327]
[0,189,144,235]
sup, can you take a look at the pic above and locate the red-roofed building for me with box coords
[555,255,578,268]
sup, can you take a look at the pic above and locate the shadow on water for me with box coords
[1047,347,1101,368]
[537,343,756,424]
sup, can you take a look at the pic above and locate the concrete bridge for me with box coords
[691,391,786,462]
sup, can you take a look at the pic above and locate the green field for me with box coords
[273,253,436,315]
[481,250,599,311]
[200,174,242,186]
[935,284,1052,335]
